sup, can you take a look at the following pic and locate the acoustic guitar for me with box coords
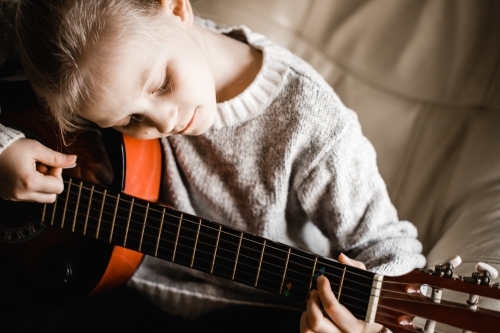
[1,82,499,333]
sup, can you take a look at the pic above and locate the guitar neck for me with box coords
[6,176,382,322]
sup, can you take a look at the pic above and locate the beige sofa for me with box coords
[193,0,500,330]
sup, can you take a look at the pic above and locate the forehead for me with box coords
[81,34,167,126]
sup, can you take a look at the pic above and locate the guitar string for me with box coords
[0,208,483,331]
[4,200,436,313]
[2,204,378,315]
[374,301,500,332]
[3,193,429,307]
[40,184,376,286]
[4,187,428,301]
[35,179,372,285]
[3,180,417,293]
[10,200,475,323]
[2,202,382,301]
[58,180,375,282]
[3,203,385,300]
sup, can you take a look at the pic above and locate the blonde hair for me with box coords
[16,0,164,136]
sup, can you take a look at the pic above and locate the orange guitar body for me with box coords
[89,134,163,296]
[0,80,163,301]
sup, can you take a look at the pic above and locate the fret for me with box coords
[72,181,83,232]
[173,212,199,266]
[210,225,222,274]
[83,185,94,235]
[189,218,217,273]
[123,197,134,247]
[311,257,373,320]
[340,265,374,320]
[116,196,148,251]
[60,178,72,228]
[152,209,181,262]
[190,218,202,268]
[138,203,149,252]
[254,240,266,287]
[232,233,264,287]
[50,191,58,226]
[171,213,183,262]
[96,189,107,239]
[109,193,120,243]
[189,220,233,275]
[284,249,318,302]
[257,240,289,294]
[307,256,318,299]
[42,203,47,223]
[280,248,292,294]
[232,233,243,280]
[338,266,346,301]
[155,207,166,257]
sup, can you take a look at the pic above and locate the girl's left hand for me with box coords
[300,253,385,333]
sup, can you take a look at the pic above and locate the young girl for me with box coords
[6,0,426,331]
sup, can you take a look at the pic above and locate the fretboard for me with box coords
[5,176,380,321]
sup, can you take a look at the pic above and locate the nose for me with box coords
[146,108,176,134]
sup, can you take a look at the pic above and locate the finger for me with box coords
[338,253,366,270]
[22,167,64,195]
[36,163,50,175]
[33,143,77,168]
[306,289,340,333]
[19,192,58,204]
[300,312,313,333]
[316,275,361,332]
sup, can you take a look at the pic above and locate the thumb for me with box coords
[33,143,77,168]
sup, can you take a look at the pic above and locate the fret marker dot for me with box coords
[314,267,326,280]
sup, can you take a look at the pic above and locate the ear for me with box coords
[160,0,193,26]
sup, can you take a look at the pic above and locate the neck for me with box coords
[196,25,263,103]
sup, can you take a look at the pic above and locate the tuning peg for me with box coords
[434,255,462,278]
[475,262,498,280]
[446,255,462,268]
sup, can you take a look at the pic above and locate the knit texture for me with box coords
[127,20,426,319]
[0,122,24,154]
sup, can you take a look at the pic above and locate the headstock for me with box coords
[375,256,500,333]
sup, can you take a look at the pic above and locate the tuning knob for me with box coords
[446,255,462,268]
[434,255,462,278]
[474,262,498,285]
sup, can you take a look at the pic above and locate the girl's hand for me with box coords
[0,138,77,203]
[300,253,385,333]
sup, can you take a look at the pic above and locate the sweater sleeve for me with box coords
[0,122,24,154]
[295,107,426,276]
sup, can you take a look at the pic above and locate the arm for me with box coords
[296,106,426,276]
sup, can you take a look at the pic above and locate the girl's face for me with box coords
[80,2,217,139]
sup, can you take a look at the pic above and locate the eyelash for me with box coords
[123,114,143,129]
[154,71,171,94]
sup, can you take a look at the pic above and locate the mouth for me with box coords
[178,108,197,134]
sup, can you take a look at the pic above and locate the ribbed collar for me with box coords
[196,18,290,129]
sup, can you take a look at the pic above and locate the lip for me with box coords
[178,108,197,134]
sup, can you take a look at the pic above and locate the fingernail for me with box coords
[63,163,77,169]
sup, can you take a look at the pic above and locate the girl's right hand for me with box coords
[0,138,77,203]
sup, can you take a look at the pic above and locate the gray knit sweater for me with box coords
[126,20,426,319]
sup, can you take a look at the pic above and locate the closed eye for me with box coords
[122,114,144,129]
[154,70,171,94]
